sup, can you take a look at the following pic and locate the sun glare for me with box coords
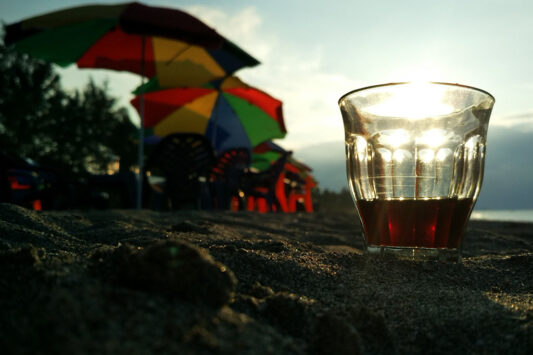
[419,129,447,148]
[378,129,410,148]
[366,82,454,119]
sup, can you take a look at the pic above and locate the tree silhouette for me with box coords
[0,41,137,176]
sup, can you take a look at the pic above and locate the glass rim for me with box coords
[338,81,496,105]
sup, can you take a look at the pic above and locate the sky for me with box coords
[1,0,533,208]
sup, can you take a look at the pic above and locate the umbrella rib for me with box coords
[211,91,222,149]
[165,44,191,66]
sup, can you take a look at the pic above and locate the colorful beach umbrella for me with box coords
[131,76,287,153]
[4,2,260,208]
[4,2,260,87]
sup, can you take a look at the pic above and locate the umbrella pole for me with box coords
[136,35,146,209]
[211,93,221,153]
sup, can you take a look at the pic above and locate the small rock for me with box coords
[312,312,364,355]
[249,282,275,299]
[111,239,236,307]
[262,292,313,337]
[347,307,395,354]
[88,244,116,263]
[0,245,45,266]
[260,241,286,253]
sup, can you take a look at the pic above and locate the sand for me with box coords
[0,202,531,354]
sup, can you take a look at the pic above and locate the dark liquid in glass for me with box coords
[356,198,474,248]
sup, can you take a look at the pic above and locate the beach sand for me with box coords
[0,202,531,354]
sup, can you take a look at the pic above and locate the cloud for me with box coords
[235,48,360,148]
[491,111,533,129]
[180,5,362,150]
[183,5,272,60]
[261,68,360,149]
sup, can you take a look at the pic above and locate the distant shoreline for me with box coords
[471,209,533,223]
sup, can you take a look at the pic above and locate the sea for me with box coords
[470,209,533,223]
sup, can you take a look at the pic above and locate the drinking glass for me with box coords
[338,82,495,261]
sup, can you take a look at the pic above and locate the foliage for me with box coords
[0,41,137,176]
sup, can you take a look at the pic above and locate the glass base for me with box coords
[365,245,462,262]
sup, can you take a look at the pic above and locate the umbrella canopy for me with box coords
[252,141,313,174]
[131,76,287,153]
[252,141,288,171]
[4,2,260,87]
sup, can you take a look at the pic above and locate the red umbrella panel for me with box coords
[131,76,287,153]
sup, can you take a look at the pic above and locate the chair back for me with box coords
[145,133,215,209]
[209,148,250,209]
[241,152,290,196]
[211,148,250,185]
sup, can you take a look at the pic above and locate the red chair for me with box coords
[6,170,43,210]
[287,175,317,213]
[241,152,290,213]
